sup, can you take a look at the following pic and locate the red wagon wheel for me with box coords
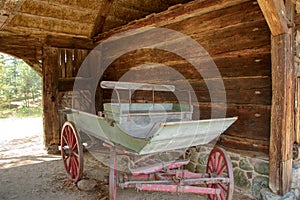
[61,121,83,183]
[206,147,234,200]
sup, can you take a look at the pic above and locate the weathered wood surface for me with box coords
[42,47,60,151]
[257,0,288,36]
[91,0,114,37]
[269,33,294,194]
[95,0,255,42]
[296,78,300,144]
[98,0,271,157]
[261,0,296,195]
[103,77,271,105]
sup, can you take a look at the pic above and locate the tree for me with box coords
[0,53,41,109]
[17,62,41,107]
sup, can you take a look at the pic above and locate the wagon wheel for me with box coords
[61,121,84,183]
[206,147,234,200]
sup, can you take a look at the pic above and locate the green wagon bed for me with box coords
[62,81,237,155]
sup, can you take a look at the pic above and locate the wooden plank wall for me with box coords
[101,0,271,157]
[42,47,90,150]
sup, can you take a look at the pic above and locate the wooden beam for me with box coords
[45,35,94,49]
[257,0,288,36]
[268,0,295,195]
[269,32,294,194]
[19,0,96,23]
[36,0,101,11]
[4,25,90,38]
[42,47,60,154]
[91,0,114,37]
[7,13,92,36]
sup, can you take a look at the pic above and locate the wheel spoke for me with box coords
[61,122,83,183]
[207,160,212,172]
[217,164,227,176]
[217,183,228,192]
[73,152,79,158]
[70,158,75,178]
[71,157,78,178]
[67,158,72,172]
[67,126,73,146]
[72,142,78,151]
[66,126,71,145]
[217,154,224,172]
[216,183,227,200]
[219,188,226,200]
[63,154,70,161]
[206,148,233,200]
[62,134,68,145]
[214,153,219,171]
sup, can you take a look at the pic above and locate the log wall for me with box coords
[42,47,90,151]
[101,0,271,157]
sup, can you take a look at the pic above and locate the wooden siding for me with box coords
[100,0,271,157]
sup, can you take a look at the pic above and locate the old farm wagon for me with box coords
[60,81,237,199]
[1,0,300,198]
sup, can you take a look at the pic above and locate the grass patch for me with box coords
[0,106,42,118]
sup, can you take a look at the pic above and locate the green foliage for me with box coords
[0,53,42,118]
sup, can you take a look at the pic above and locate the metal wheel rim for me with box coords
[206,147,234,200]
[61,121,84,183]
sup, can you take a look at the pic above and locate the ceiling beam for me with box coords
[45,35,94,50]
[257,0,288,36]
[91,0,114,37]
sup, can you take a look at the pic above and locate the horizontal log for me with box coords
[198,103,270,141]
[163,1,265,37]
[19,0,97,23]
[102,76,271,105]
[109,3,150,22]
[103,47,271,79]
[218,135,269,158]
[9,13,92,37]
[95,0,252,42]
[58,77,92,92]
[191,19,270,55]
[38,0,102,10]
[98,19,269,65]
[4,25,91,38]
[45,35,94,49]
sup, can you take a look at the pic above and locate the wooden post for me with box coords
[258,0,295,195]
[42,47,60,153]
[269,32,295,194]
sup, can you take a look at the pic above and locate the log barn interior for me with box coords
[0,0,299,197]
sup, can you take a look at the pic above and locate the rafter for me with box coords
[91,0,114,37]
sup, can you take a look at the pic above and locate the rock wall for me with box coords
[185,146,269,199]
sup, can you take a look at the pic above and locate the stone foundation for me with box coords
[186,146,300,199]
[186,146,269,199]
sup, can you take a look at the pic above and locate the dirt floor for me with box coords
[0,117,254,200]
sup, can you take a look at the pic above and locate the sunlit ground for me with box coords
[0,117,60,169]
